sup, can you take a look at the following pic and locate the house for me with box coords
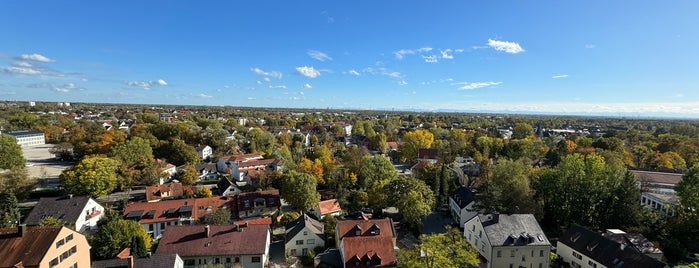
[234,190,280,219]
[123,197,231,239]
[146,182,186,202]
[24,195,104,233]
[417,148,439,164]
[91,254,184,268]
[448,186,477,228]
[312,199,343,219]
[285,214,325,257]
[156,224,271,268]
[158,159,178,185]
[2,130,45,147]
[336,218,397,267]
[557,225,666,268]
[216,153,264,181]
[0,225,91,268]
[463,213,551,268]
[601,229,664,260]
[195,145,213,161]
[217,177,242,197]
[195,163,218,181]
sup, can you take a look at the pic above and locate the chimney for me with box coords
[205,225,210,238]
[492,212,500,224]
[18,224,27,237]
[127,256,134,268]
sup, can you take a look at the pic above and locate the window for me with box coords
[571,261,581,268]
[184,260,195,266]
[66,234,73,242]
[296,240,304,245]
[252,256,261,263]
[243,200,250,208]
[226,258,231,263]
[214,258,220,264]
[160,222,165,229]
[522,255,526,262]
[572,251,582,260]
[511,250,515,257]
[148,224,154,231]
[472,225,475,231]
[49,258,59,268]
[235,257,240,263]
[70,246,76,254]
[588,260,597,268]
[69,263,77,268]
[540,250,544,257]
[497,250,502,257]
[303,231,308,236]
[539,263,543,268]
[290,249,297,256]
[302,248,309,256]
[479,230,482,238]
[307,239,315,244]
[56,239,65,248]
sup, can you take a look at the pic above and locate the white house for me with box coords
[449,186,477,228]
[311,199,343,220]
[464,213,550,268]
[285,214,325,257]
[24,195,104,233]
[557,225,666,268]
[196,145,213,161]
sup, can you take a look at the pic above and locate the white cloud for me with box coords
[487,39,525,54]
[263,77,271,82]
[398,80,408,86]
[585,44,596,49]
[423,55,438,63]
[11,61,32,67]
[251,67,282,79]
[2,66,42,75]
[440,49,454,59]
[304,83,312,89]
[296,66,321,78]
[193,93,213,98]
[247,97,256,100]
[256,80,262,85]
[269,85,287,89]
[53,83,84,92]
[156,79,168,86]
[126,79,168,89]
[452,81,502,90]
[383,70,403,79]
[552,74,569,79]
[348,70,360,76]
[19,53,55,62]
[394,49,415,59]
[308,50,332,62]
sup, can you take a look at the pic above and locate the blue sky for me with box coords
[1,1,699,117]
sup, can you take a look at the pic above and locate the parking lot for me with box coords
[22,144,71,187]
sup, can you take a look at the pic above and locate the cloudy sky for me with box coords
[1,1,699,117]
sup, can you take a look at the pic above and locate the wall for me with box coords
[40,227,91,268]
[286,227,325,256]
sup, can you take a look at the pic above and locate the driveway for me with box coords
[420,211,455,235]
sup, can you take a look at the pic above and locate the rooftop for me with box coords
[156,224,269,256]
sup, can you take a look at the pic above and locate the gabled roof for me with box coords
[156,224,269,256]
[145,182,185,202]
[318,199,342,215]
[24,196,93,225]
[475,214,550,247]
[220,153,263,163]
[449,186,475,209]
[123,197,232,224]
[285,214,324,242]
[559,225,666,268]
[341,236,397,267]
[195,163,217,173]
[195,144,211,152]
[91,254,182,268]
[0,226,63,267]
[337,218,395,240]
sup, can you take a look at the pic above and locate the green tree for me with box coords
[204,208,231,224]
[674,166,699,241]
[0,135,25,169]
[245,127,276,156]
[384,176,434,229]
[38,216,71,227]
[279,211,301,226]
[109,137,158,187]
[0,192,20,227]
[474,159,539,216]
[60,155,120,197]
[358,155,396,189]
[155,139,200,166]
[280,171,321,212]
[176,164,200,186]
[0,167,33,199]
[91,218,152,259]
[512,122,534,139]
[398,226,479,268]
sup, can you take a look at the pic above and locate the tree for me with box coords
[358,155,396,189]
[400,129,434,161]
[474,159,539,216]
[109,137,158,187]
[0,167,33,199]
[298,158,324,185]
[398,226,479,268]
[155,139,200,166]
[195,187,213,198]
[674,166,699,241]
[0,135,25,169]
[512,122,534,139]
[60,155,120,197]
[0,192,20,227]
[245,128,276,156]
[175,164,200,186]
[204,208,231,224]
[38,216,71,227]
[91,218,152,259]
[280,171,320,212]
[279,211,301,226]
[382,176,434,229]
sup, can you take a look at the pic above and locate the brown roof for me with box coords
[342,236,397,267]
[337,218,395,240]
[417,148,438,160]
[146,182,185,202]
[318,199,342,215]
[386,142,399,150]
[234,190,280,218]
[631,170,682,185]
[233,217,273,226]
[123,197,232,224]
[156,224,269,256]
[221,153,263,163]
[0,226,62,267]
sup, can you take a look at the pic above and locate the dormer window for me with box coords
[354,225,362,236]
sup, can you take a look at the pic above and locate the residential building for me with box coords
[156,224,271,268]
[285,214,325,257]
[2,130,45,147]
[91,254,184,268]
[195,163,218,181]
[146,182,186,202]
[234,189,280,219]
[217,177,242,197]
[157,159,178,185]
[24,195,104,233]
[601,229,664,261]
[463,213,551,268]
[195,145,213,161]
[0,225,90,268]
[312,199,343,219]
[123,197,231,238]
[557,225,666,268]
[448,186,477,228]
[336,218,397,267]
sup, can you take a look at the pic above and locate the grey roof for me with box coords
[24,196,92,226]
[449,186,475,209]
[477,214,550,247]
[91,254,182,268]
[285,213,324,242]
[559,225,665,268]
[4,130,44,136]
[315,248,343,268]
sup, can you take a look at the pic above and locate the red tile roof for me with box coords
[233,217,273,226]
[156,224,269,256]
[386,142,399,150]
[318,199,342,215]
[123,197,232,224]
[146,182,185,202]
[337,218,395,240]
[221,153,263,163]
[0,226,62,267]
[342,236,397,267]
